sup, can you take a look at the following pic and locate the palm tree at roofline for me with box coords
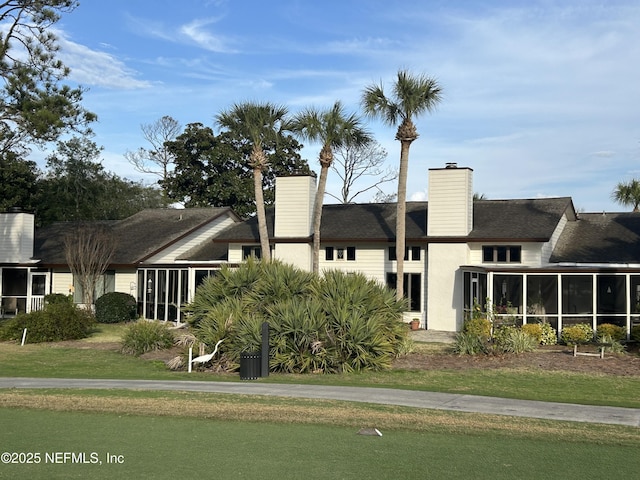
[361,70,442,302]
[216,102,291,262]
[291,101,371,274]
[612,179,640,212]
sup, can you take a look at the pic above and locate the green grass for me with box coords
[1,341,638,408]
[0,407,637,480]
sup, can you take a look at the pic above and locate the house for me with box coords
[2,164,639,338]
[209,166,640,338]
[1,207,239,321]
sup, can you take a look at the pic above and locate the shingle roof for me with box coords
[469,198,574,240]
[550,212,640,263]
[35,208,235,265]
[213,197,573,243]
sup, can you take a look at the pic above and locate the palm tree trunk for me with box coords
[253,166,271,262]
[312,163,330,274]
[395,140,411,303]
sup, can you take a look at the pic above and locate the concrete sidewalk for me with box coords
[1,377,638,427]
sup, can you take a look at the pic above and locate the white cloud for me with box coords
[58,32,151,89]
[179,17,238,53]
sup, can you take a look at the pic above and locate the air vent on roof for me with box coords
[445,162,457,169]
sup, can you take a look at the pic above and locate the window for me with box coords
[195,270,218,287]
[325,246,356,261]
[73,270,115,304]
[597,275,625,314]
[386,273,421,312]
[493,274,523,314]
[562,275,592,314]
[242,246,261,260]
[482,245,521,263]
[388,246,421,261]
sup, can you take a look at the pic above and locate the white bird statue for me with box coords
[191,339,224,365]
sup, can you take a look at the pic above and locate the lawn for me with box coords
[1,340,638,408]
[1,324,639,479]
[1,401,638,480]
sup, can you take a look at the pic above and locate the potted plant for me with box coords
[410,318,420,330]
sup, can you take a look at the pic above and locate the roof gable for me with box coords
[35,208,237,265]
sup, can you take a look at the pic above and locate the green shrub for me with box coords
[539,322,558,345]
[189,260,408,373]
[561,324,594,345]
[521,323,543,343]
[121,320,174,356]
[462,317,492,341]
[95,292,138,324]
[631,325,640,342]
[44,293,73,305]
[496,328,538,354]
[596,323,626,342]
[453,332,487,355]
[0,303,95,343]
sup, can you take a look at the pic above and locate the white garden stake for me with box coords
[21,328,27,346]
[188,347,193,373]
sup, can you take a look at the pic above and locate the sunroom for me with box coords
[463,267,640,339]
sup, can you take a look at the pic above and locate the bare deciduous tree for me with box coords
[124,115,181,182]
[64,224,117,306]
[327,140,397,204]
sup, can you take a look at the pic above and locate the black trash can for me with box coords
[239,351,261,380]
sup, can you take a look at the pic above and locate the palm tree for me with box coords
[612,179,640,212]
[291,101,371,274]
[362,70,442,301]
[216,102,291,262]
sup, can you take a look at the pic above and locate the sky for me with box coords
[38,0,640,212]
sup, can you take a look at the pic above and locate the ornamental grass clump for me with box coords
[597,334,626,354]
[121,320,174,356]
[495,327,538,354]
[453,331,487,355]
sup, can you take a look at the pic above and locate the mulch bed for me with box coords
[392,344,640,376]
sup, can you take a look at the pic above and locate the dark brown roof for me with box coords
[35,208,236,265]
[214,198,573,244]
[551,212,640,263]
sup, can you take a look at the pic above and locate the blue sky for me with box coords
[43,0,640,212]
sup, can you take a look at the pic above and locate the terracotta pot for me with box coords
[410,320,420,331]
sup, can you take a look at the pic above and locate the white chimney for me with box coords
[274,175,316,238]
[0,210,35,263]
[427,165,473,236]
